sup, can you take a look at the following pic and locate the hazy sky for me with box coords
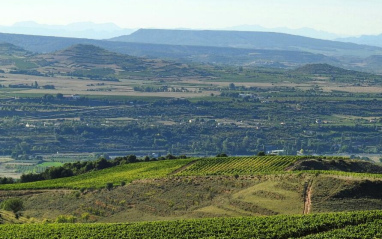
[2,0,382,36]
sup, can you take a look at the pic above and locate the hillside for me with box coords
[1,156,382,223]
[0,43,210,79]
[0,43,31,56]
[35,44,153,74]
[0,155,382,239]
[292,63,364,75]
[111,29,382,57]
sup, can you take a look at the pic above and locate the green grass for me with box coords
[0,210,381,238]
[0,159,193,190]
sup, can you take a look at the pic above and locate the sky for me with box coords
[1,0,382,36]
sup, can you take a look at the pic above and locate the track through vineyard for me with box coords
[303,180,313,215]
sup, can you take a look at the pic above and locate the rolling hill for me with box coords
[2,31,382,72]
[0,43,31,56]
[292,63,365,75]
[0,43,211,79]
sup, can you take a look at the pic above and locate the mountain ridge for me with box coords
[110,29,382,56]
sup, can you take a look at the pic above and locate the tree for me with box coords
[95,158,111,170]
[143,156,150,162]
[56,93,64,100]
[1,198,23,218]
[257,151,266,156]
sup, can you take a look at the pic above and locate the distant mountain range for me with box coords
[0,21,135,39]
[337,34,382,48]
[223,25,343,40]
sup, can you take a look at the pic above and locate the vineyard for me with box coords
[0,210,381,238]
[301,219,382,238]
[177,156,306,176]
[0,159,193,190]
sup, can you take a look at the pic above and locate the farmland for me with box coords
[0,45,382,168]
[0,39,381,238]
[177,156,306,176]
[0,210,382,238]
[2,155,375,190]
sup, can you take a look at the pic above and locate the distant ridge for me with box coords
[338,34,382,48]
[110,29,382,56]
[1,31,382,72]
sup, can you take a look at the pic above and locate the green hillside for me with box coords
[2,156,382,190]
[0,159,193,190]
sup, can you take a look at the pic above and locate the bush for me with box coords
[56,215,77,223]
[106,182,113,190]
[216,153,228,157]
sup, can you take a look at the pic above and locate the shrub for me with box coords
[56,215,77,223]
[216,153,228,157]
[106,182,113,191]
[257,151,266,156]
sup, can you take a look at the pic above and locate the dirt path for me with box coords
[169,160,197,175]
[303,180,313,215]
